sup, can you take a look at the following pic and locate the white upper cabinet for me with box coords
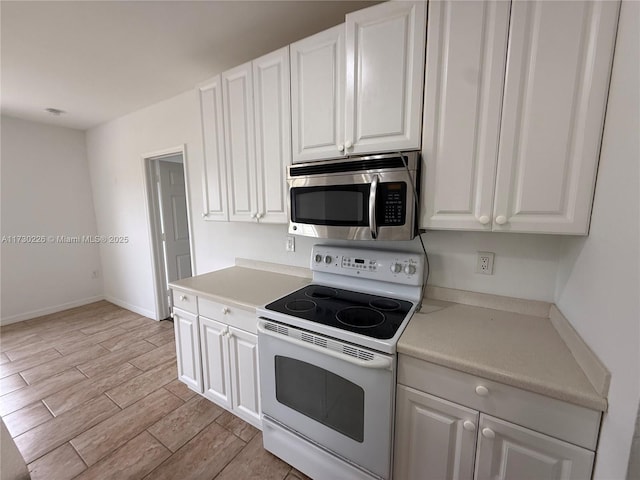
[199,76,228,221]
[345,1,427,156]
[421,0,619,234]
[205,48,291,224]
[222,62,258,222]
[421,0,510,231]
[291,1,427,163]
[493,1,619,234]
[253,46,291,223]
[291,25,345,163]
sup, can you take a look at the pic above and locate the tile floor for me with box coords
[0,301,309,480]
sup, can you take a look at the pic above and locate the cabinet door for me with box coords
[345,1,426,155]
[228,327,261,428]
[222,62,258,222]
[253,46,291,223]
[475,414,594,480]
[199,316,231,408]
[493,0,619,234]
[395,385,478,480]
[173,308,202,393]
[290,24,345,163]
[199,76,228,221]
[420,1,510,231]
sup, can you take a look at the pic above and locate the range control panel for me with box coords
[311,245,424,286]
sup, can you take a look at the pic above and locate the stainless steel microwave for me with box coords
[288,152,420,241]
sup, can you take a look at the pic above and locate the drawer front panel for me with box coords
[199,298,257,334]
[397,354,600,450]
[172,289,198,314]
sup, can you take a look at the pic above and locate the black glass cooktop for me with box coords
[264,284,414,340]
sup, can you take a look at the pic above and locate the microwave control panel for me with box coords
[378,182,406,226]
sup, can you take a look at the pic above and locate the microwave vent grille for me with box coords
[289,157,409,177]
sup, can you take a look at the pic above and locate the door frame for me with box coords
[142,144,196,320]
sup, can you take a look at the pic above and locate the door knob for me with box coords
[495,215,507,225]
[478,215,490,225]
[463,420,476,431]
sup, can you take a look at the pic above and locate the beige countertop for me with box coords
[399,300,608,412]
[169,262,607,412]
[169,266,311,312]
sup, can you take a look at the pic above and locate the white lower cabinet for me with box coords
[173,308,202,393]
[228,327,261,427]
[172,289,261,429]
[394,356,598,480]
[395,386,478,480]
[475,414,594,480]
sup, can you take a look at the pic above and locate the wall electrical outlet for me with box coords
[476,252,495,275]
[286,236,295,252]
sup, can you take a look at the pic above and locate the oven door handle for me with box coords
[257,321,392,370]
[369,174,378,240]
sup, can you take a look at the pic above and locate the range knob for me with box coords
[390,263,402,274]
[314,254,323,263]
[404,264,417,275]
[324,255,333,264]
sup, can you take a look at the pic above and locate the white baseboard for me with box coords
[104,296,158,320]
[0,295,106,326]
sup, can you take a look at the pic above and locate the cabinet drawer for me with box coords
[199,298,257,334]
[397,354,601,450]
[172,290,198,314]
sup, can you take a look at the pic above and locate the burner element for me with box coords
[285,299,317,313]
[336,307,385,329]
[305,286,338,300]
[369,299,401,311]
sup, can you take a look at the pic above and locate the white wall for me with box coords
[554,2,640,478]
[0,116,103,324]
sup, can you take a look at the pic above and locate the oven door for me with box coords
[257,319,395,479]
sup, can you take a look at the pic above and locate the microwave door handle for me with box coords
[369,174,379,239]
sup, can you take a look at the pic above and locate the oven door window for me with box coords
[291,185,369,226]
[274,356,364,442]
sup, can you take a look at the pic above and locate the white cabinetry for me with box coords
[290,25,345,163]
[291,1,426,162]
[172,289,261,429]
[421,0,619,234]
[395,355,599,480]
[395,386,477,480]
[344,1,426,156]
[199,76,228,221]
[200,46,290,223]
[173,307,202,392]
[222,62,257,223]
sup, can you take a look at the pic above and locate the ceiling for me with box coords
[1,0,379,131]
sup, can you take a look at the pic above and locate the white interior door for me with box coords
[157,158,192,284]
